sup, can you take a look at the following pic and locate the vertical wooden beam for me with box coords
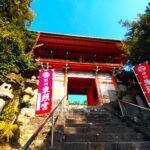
[64,72,68,105]
[95,74,103,105]
[64,64,70,105]
[94,66,103,105]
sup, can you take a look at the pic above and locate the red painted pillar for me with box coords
[87,82,96,106]
[95,75,103,105]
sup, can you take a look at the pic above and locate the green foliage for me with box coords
[117,76,137,99]
[0,92,19,123]
[0,0,34,27]
[0,90,20,143]
[121,3,150,65]
[0,121,18,142]
[0,0,36,79]
[0,103,18,123]
[18,101,31,109]
[0,0,36,144]
[117,90,127,99]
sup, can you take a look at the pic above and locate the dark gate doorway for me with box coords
[67,77,98,106]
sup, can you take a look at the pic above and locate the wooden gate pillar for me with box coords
[64,64,70,105]
[94,66,103,105]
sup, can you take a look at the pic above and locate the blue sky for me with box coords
[68,94,87,104]
[30,0,149,40]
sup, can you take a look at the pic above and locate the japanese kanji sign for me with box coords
[35,70,53,114]
[133,62,150,107]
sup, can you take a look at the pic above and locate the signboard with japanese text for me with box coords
[35,70,53,114]
[133,62,150,107]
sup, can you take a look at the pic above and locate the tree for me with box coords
[121,2,150,65]
[0,1,36,143]
[0,0,34,27]
[0,0,36,78]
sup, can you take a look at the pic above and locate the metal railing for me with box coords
[22,95,66,150]
[118,100,150,126]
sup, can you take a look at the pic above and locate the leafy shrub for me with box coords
[0,122,18,142]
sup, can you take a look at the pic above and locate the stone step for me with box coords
[67,106,105,112]
[65,112,111,117]
[65,115,112,120]
[63,133,143,142]
[65,114,118,119]
[65,118,121,124]
[64,126,134,134]
[65,122,126,128]
[62,141,150,150]
[66,116,111,120]
[36,106,150,150]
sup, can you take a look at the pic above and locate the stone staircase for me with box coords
[39,105,150,150]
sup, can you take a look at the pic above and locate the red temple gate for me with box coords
[34,32,125,106]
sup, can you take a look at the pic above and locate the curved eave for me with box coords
[38,32,122,43]
[36,32,125,54]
